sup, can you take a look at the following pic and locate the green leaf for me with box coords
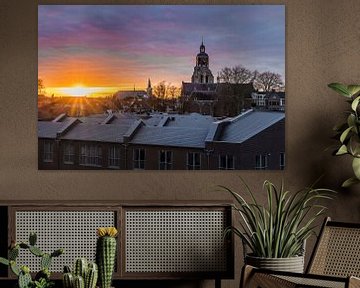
[340,126,353,143]
[347,85,360,97]
[349,135,360,156]
[342,177,360,188]
[347,114,356,127]
[328,83,351,97]
[0,257,9,266]
[352,157,360,179]
[336,145,348,155]
[29,246,44,257]
[29,232,37,246]
[333,122,348,132]
[8,247,19,261]
[10,261,20,276]
[351,96,360,111]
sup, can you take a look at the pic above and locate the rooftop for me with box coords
[38,110,285,147]
[61,123,131,143]
[130,126,209,148]
[219,111,285,143]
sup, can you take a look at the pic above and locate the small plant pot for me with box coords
[245,254,305,273]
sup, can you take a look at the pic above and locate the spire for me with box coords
[147,78,153,97]
[200,37,205,53]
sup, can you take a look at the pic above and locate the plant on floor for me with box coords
[0,232,63,288]
[96,227,118,288]
[328,83,360,187]
[62,258,98,288]
[221,179,335,259]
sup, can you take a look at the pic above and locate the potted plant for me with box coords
[328,83,360,187]
[96,227,118,288]
[0,232,63,288]
[221,179,335,273]
[62,258,98,288]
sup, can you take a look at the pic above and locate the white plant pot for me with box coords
[245,254,305,273]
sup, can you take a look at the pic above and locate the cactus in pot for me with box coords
[0,232,63,288]
[62,259,98,288]
[85,262,98,288]
[96,227,118,288]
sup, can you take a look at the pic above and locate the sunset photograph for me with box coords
[38,5,285,170]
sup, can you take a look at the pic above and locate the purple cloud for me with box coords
[39,5,285,88]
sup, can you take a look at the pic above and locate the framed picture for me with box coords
[38,5,285,170]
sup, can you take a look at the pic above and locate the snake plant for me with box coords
[222,178,335,258]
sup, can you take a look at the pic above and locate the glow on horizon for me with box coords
[44,81,182,97]
[46,86,118,97]
[39,5,285,91]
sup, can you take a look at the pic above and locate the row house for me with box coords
[38,110,285,170]
[251,91,285,111]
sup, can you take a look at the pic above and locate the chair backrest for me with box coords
[307,217,360,277]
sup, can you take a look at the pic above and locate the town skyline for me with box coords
[39,5,285,97]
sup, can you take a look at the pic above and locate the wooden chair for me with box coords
[241,217,360,288]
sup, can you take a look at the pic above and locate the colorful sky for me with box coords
[38,5,285,97]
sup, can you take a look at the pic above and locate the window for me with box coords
[43,141,54,163]
[187,152,201,170]
[200,75,204,83]
[79,144,102,167]
[108,145,120,168]
[63,143,74,164]
[206,75,209,83]
[219,155,235,170]
[159,150,172,170]
[133,148,145,169]
[280,152,285,170]
[255,154,268,170]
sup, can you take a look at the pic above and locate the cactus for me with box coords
[0,257,9,266]
[63,272,74,288]
[29,245,44,257]
[35,268,51,281]
[18,270,32,288]
[0,232,64,288]
[51,248,64,258]
[19,243,30,249]
[85,263,98,288]
[96,227,118,288]
[64,265,72,273]
[9,246,19,260]
[74,275,85,288]
[10,260,20,276]
[41,253,52,270]
[63,260,98,288]
[74,258,88,279]
[29,232,37,246]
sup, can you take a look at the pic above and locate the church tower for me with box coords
[191,39,214,84]
[147,78,152,97]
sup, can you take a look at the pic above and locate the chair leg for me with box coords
[215,278,221,288]
[349,276,360,288]
[240,265,255,288]
[240,265,296,288]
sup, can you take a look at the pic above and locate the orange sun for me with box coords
[59,85,94,97]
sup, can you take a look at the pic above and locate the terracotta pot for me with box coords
[245,254,305,273]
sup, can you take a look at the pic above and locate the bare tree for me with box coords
[153,81,166,99]
[38,78,45,95]
[218,67,232,83]
[255,71,283,92]
[219,65,256,84]
[231,65,254,84]
[167,85,180,100]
